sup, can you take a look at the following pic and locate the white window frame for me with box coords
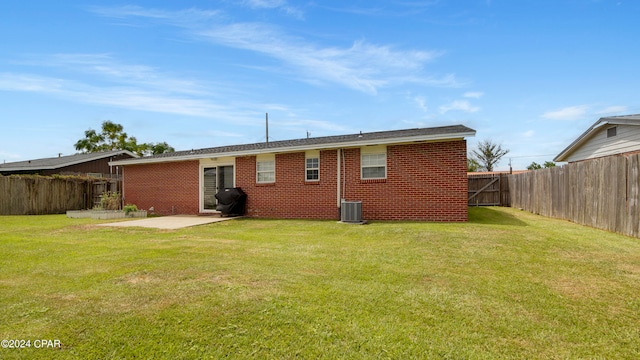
[256,154,275,183]
[199,158,236,213]
[305,150,320,182]
[361,145,387,180]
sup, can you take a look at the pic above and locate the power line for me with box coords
[507,154,558,159]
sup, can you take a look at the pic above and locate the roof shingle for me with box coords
[140,125,475,160]
[0,150,137,171]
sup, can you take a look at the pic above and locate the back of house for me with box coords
[110,125,476,222]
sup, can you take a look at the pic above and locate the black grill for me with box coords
[215,187,247,217]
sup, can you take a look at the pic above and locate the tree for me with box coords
[527,162,542,170]
[470,139,509,172]
[467,158,482,172]
[75,120,175,156]
[527,161,557,170]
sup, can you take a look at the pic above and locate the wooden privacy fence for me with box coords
[0,175,121,215]
[468,173,511,206]
[510,154,640,238]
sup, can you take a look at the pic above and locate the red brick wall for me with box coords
[235,140,468,221]
[236,150,338,219]
[342,141,468,222]
[121,140,468,221]
[123,161,199,215]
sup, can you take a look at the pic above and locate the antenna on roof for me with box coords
[306,131,310,139]
[265,112,269,145]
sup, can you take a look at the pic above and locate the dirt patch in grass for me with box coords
[617,263,640,280]
[547,276,604,299]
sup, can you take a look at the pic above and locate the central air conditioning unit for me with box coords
[341,200,363,223]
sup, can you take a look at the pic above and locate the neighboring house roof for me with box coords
[110,125,476,166]
[554,114,640,162]
[0,150,138,172]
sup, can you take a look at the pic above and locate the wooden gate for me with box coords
[468,173,510,206]
[91,179,121,208]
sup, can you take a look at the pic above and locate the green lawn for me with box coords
[1,207,639,359]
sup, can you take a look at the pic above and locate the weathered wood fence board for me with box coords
[468,174,510,206]
[510,154,640,238]
[0,176,119,215]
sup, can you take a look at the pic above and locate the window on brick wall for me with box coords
[256,154,275,183]
[361,145,387,179]
[305,150,320,181]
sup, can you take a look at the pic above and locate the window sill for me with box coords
[360,178,387,184]
[256,182,276,187]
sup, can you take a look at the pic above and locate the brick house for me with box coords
[110,125,476,221]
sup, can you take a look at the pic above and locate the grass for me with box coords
[0,207,639,359]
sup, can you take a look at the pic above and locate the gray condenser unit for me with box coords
[341,200,363,223]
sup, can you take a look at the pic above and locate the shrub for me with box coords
[99,191,121,210]
[123,204,138,215]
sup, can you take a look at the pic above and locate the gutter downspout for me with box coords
[337,149,341,215]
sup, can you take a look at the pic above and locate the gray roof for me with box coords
[112,125,476,166]
[554,114,640,162]
[0,150,137,172]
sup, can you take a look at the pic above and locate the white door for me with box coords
[203,166,234,210]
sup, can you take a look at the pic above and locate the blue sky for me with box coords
[1,0,638,170]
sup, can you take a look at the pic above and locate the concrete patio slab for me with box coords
[96,215,240,230]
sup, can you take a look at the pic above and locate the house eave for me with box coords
[1,150,138,172]
[110,130,476,166]
[554,115,640,162]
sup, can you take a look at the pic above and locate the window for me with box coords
[306,151,320,181]
[607,126,617,138]
[256,154,275,183]
[361,146,387,179]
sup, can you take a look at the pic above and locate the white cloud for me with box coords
[91,6,456,94]
[89,6,220,25]
[439,100,479,114]
[28,53,211,96]
[541,105,589,120]
[463,91,483,99]
[0,55,343,133]
[412,95,428,112]
[0,73,66,93]
[244,0,286,8]
[197,24,444,94]
[242,0,304,18]
[0,69,264,124]
[522,130,535,138]
[597,105,628,115]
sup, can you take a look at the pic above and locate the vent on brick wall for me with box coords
[341,200,364,224]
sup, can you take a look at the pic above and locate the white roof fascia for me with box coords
[109,130,476,166]
[591,121,609,129]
